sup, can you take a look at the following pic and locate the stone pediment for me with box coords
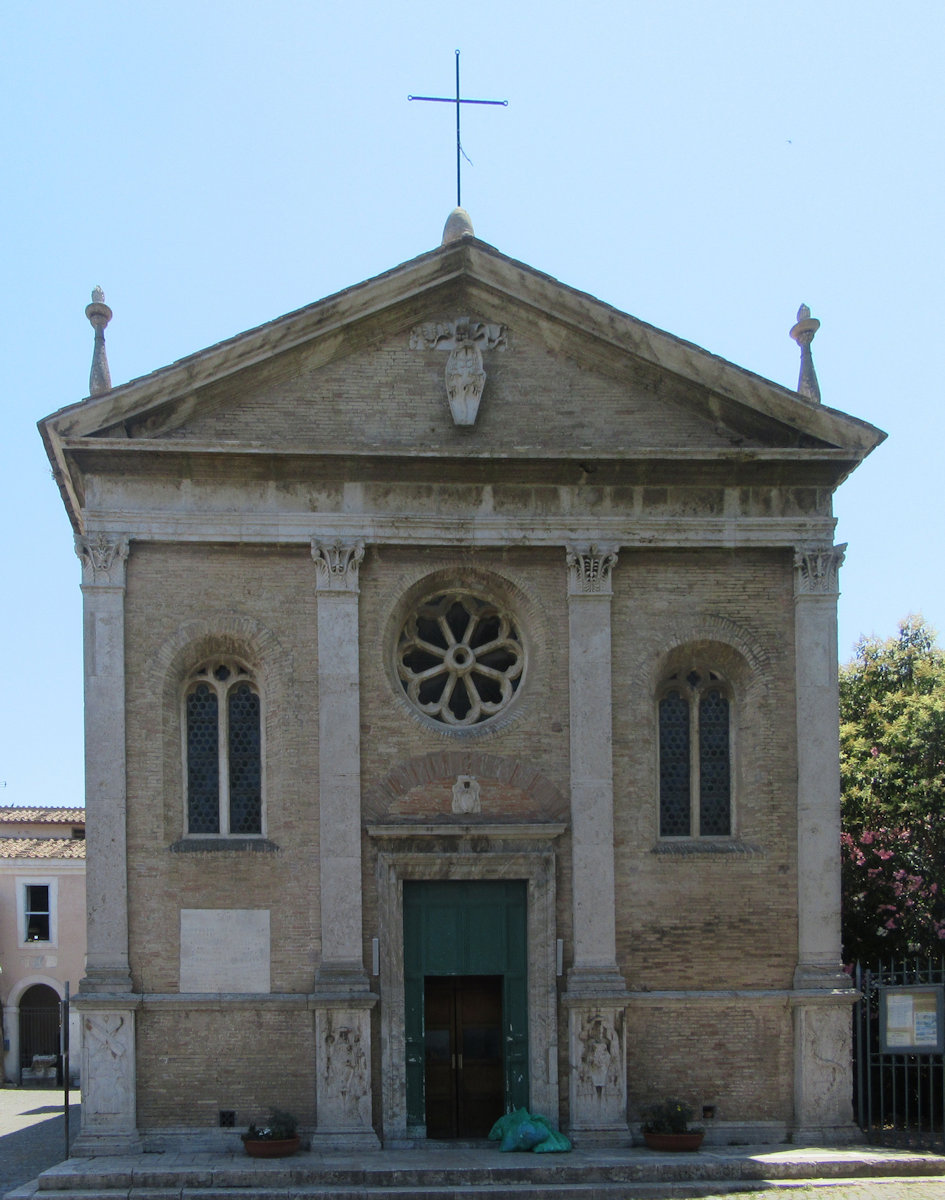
[41,237,885,526]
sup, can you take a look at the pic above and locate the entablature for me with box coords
[78,509,835,550]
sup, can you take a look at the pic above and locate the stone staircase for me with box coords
[7,1144,945,1200]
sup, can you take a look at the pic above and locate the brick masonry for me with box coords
[121,535,802,1128]
[41,239,880,1145]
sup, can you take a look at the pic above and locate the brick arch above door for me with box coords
[362,750,569,825]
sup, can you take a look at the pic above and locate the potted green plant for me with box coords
[241,1108,301,1157]
[640,1098,704,1151]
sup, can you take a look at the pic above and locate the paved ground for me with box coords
[1,1089,943,1200]
[698,1188,945,1198]
[0,1087,80,1197]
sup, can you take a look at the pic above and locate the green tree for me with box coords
[839,616,945,963]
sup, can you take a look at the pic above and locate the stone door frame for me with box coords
[371,825,563,1144]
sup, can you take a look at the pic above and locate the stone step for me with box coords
[12,1183,945,1200]
[14,1147,945,1200]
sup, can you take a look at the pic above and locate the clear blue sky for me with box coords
[2,1,942,806]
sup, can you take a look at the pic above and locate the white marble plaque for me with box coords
[180,908,270,993]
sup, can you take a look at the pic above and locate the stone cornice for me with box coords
[625,987,856,1004]
[82,511,836,548]
[59,437,871,466]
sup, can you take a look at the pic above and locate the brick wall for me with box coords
[123,533,801,1127]
[136,1006,315,1129]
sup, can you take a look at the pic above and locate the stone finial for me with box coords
[442,207,475,244]
[85,287,113,396]
[789,303,821,404]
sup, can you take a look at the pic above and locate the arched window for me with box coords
[658,668,731,838]
[185,659,262,836]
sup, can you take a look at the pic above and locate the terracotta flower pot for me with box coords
[642,1130,704,1152]
[242,1135,300,1157]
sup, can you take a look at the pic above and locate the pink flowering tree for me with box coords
[839,617,945,963]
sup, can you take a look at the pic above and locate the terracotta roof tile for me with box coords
[0,837,86,860]
[0,806,85,824]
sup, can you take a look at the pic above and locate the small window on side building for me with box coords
[25,884,51,941]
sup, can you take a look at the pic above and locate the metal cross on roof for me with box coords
[409,50,508,209]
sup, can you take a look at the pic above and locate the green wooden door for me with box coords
[403,879,528,1133]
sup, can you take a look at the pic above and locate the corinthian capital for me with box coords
[566,544,619,596]
[311,540,365,592]
[794,544,846,596]
[75,533,130,587]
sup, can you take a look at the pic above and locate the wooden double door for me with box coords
[403,879,529,1138]
[424,974,504,1139]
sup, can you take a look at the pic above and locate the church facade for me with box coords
[41,213,883,1152]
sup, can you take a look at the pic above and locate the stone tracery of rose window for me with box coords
[396,592,524,726]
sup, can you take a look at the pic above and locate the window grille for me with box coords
[185,660,262,835]
[658,669,731,838]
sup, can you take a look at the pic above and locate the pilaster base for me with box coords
[792,1122,864,1146]
[79,970,134,994]
[563,978,630,1136]
[70,1129,144,1156]
[794,961,852,991]
[314,961,373,996]
[312,990,378,1140]
[308,1129,381,1150]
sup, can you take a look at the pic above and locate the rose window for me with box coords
[396,592,525,726]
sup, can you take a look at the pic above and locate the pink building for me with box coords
[0,807,86,1084]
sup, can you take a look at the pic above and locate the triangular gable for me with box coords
[41,237,885,524]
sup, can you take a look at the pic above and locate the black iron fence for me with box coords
[854,956,945,1149]
[18,1005,62,1079]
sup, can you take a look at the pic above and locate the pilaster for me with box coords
[791,543,858,1142]
[792,544,848,989]
[75,533,133,992]
[563,544,629,1139]
[310,540,378,1145]
[73,532,141,1153]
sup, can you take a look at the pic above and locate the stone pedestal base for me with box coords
[312,992,379,1146]
[563,976,630,1137]
[792,988,859,1143]
[73,996,142,1156]
[71,1129,145,1156]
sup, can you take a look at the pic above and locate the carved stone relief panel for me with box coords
[82,1011,136,1123]
[567,1003,628,1132]
[315,1006,374,1134]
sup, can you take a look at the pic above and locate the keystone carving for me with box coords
[311,540,365,592]
[451,775,481,815]
[566,544,619,596]
[409,317,507,427]
[794,544,846,596]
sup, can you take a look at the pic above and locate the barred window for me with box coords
[658,669,731,838]
[185,659,262,836]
